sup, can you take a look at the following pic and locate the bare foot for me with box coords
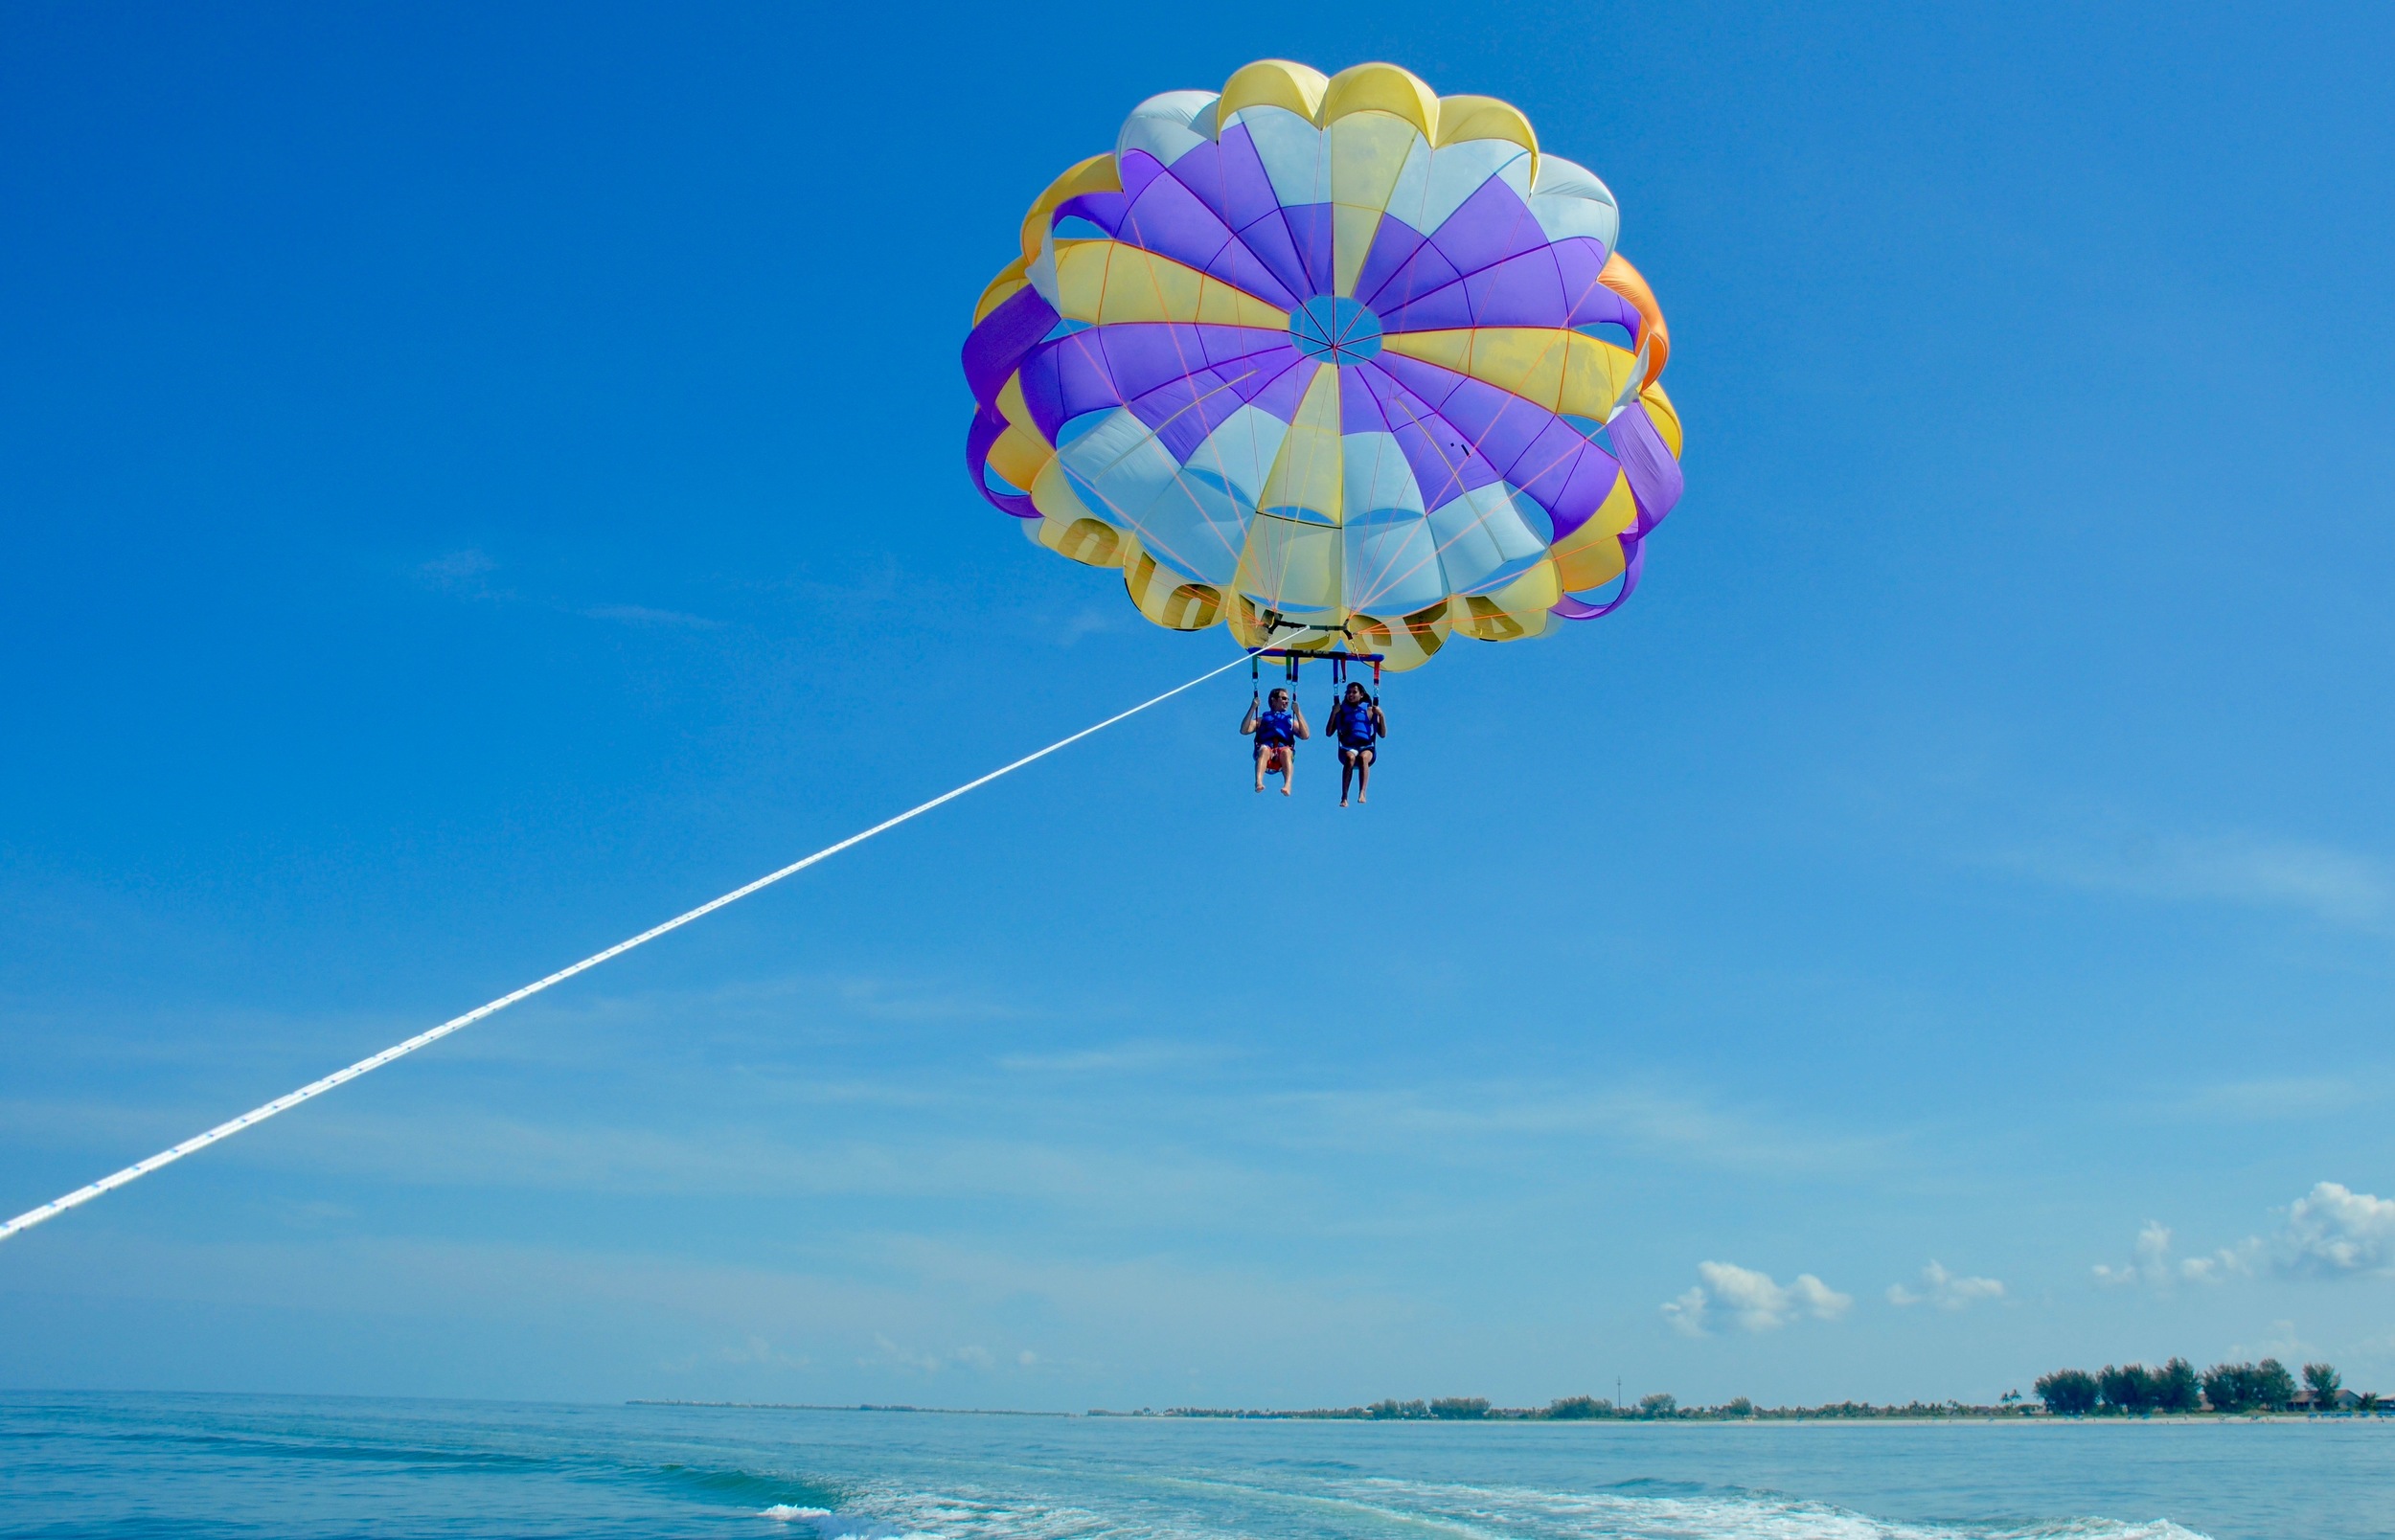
[1280,784,1291,796]
[1358,794,1368,804]
[1339,798,1349,807]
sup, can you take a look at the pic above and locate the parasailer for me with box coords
[1328,680,1385,806]
[1242,685,1308,794]
[962,57,1687,692]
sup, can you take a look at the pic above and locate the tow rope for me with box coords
[0,645,1266,1244]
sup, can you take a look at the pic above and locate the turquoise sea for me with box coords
[2,1394,2386,1540]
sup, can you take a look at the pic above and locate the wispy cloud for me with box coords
[1664,1261,1850,1336]
[418,547,506,599]
[2092,1220,2256,1288]
[997,1041,1220,1076]
[1886,1259,2004,1310]
[580,602,723,629]
[1267,1081,1892,1177]
[413,548,723,630]
[2173,1076,2386,1122]
[1998,831,2393,931]
[861,1333,999,1375]
[1056,607,1124,645]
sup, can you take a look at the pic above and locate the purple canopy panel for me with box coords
[1245,353,1319,421]
[1115,176,1266,302]
[1055,189,1130,238]
[1232,208,1315,308]
[1106,160,1307,309]
[1356,364,1501,511]
[1535,442,1625,544]
[1208,122,1291,234]
[1550,534,1645,620]
[1351,215,1428,306]
[1366,244,1470,329]
[1549,238,1634,330]
[1131,368,1273,460]
[1422,175,1550,285]
[1367,350,1468,414]
[1283,203,1337,297]
[1198,326,1298,370]
[1339,371,1395,434]
[1115,147,1168,202]
[962,283,1060,410]
[1509,419,1618,541]
[1609,399,1684,533]
[1412,371,1555,479]
[1199,235,1307,309]
[1098,323,1275,403]
[1016,331,1126,442]
[1463,248,1571,328]
[967,403,1039,517]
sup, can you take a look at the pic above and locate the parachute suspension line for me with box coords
[0,644,1270,1246]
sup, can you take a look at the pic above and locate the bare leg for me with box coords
[1278,747,1293,796]
[1339,750,1354,806]
[1253,747,1266,792]
[1357,748,1373,804]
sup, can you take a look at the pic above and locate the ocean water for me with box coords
[1,1394,2386,1540]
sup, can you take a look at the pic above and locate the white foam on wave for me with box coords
[761,1511,950,1540]
[1333,1475,2214,1540]
[773,1468,2212,1540]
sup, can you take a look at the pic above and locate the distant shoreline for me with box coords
[627,1400,2387,1425]
[627,1400,1073,1417]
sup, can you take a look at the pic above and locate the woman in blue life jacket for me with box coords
[1241,687,1309,795]
[1329,681,1387,807]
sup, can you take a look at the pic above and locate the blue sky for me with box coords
[4,0,2393,1409]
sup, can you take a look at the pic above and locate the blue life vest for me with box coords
[1334,701,1377,747]
[1254,708,1296,747]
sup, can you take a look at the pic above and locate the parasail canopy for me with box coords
[964,60,1684,670]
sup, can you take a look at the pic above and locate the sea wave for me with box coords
[787,1473,2212,1540]
[1332,1475,2213,1540]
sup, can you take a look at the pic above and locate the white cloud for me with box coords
[2094,1221,2176,1287]
[862,1335,1014,1375]
[1886,1259,2005,1310]
[2094,1220,2255,1288]
[2279,1182,2395,1276]
[419,548,502,598]
[1664,1261,1850,1336]
[707,1335,809,1370]
[2178,1241,2261,1282]
[997,1041,1218,1076]
[580,602,723,629]
[2001,831,2392,931]
[1277,1080,1891,1177]
[2175,1076,2384,1123]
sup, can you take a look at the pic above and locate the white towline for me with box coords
[0,647,1263,1244]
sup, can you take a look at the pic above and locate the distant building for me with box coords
[2291,1388,2368,1412]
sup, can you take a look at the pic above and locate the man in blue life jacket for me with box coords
[1241,687,1309,795]
[1329,680,1387,806]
